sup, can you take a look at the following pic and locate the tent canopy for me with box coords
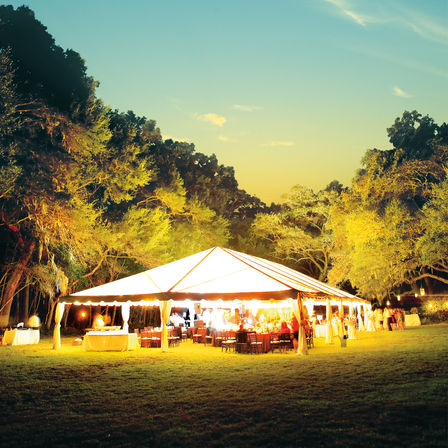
[62,247,367,304]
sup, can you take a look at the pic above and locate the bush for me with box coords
[419,297,448,324]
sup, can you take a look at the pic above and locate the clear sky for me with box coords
[7,0,448,203]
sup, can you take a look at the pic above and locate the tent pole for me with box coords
[363,304,369,328]
[357,303,365,331]
[160,299,173,352]
[338,298,346,347]
[325,298,333,344]
[53,302,65,350]
[296,292,308,356]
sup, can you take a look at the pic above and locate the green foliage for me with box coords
[387,110,439,161]
[0,5,230,317]
[419,298,448,324]
[0,5,100,123]
[411,172,448,289]
[417,172,448,270]
[330,111,448,299]
[152,138,267,222]
[251,184,339,280]
[329,200,419,299]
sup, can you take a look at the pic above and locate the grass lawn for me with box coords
[0,325,447,448]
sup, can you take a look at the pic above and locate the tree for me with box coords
[387,110,439,162]
[0,5,100,123]
[329,198,420,299]
[0,5,251,326]
[329,111,448,300]
[416,171,448,285]
[251,184,340,281]
[151,138,267,222]
[0,10,118,323]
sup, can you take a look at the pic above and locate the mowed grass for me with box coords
[0,326,447,448]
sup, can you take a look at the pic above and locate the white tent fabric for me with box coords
[325,298,334,344]
[121,303,130,333]
[68,247,362,301]
[55,247,369,351]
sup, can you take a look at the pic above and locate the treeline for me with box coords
[1,5,447,326]
[0,6,267,326]
[250,111,448,301]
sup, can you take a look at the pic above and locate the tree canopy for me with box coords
[251,184,341,281]
[329,111,448,300]
[0,5,253,325]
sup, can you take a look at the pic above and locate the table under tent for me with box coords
[53,247,371,353]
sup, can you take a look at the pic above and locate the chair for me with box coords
[235,330,250,353]
[205,329,213,346]
[168,328,180,346]
[149,330,161,348]
[278,332,292,352]
[140,330,151,348]
[213,330,224,347]
[221,331,236,352]
[193,327,206,344]
[270,333,281,353]
[248,332,262,354]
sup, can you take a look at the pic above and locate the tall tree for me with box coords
[329,111,448,300]
[0,5,251,325]
[251,184,340,281]
[416,170,448,285]
[0,5,99,123]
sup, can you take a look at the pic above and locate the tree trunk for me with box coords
[423,274,434,295]
[23,282,30,324]
[15,289,20,323]
[63,303,71,328]
[0,241,34,327]
[46,299,56,329]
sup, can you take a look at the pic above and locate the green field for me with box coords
[1,325,447,448]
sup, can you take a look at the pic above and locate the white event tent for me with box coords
[54,247,371,352]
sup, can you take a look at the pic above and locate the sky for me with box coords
[7,0,448,203]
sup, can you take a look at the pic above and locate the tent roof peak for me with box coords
[64,246,367,304]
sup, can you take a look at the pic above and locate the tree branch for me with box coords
[411,272,448,285]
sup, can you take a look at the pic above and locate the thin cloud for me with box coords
[400,11,448,46]
[393,86,412,98]
[324,0,448,45]
[325,0,367,27]
[197,113,227,127]
[218,135,229,142]
[344,9,366,27]
[263,141,295,147]
[343,44,448,79]
[232,104,262,112]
